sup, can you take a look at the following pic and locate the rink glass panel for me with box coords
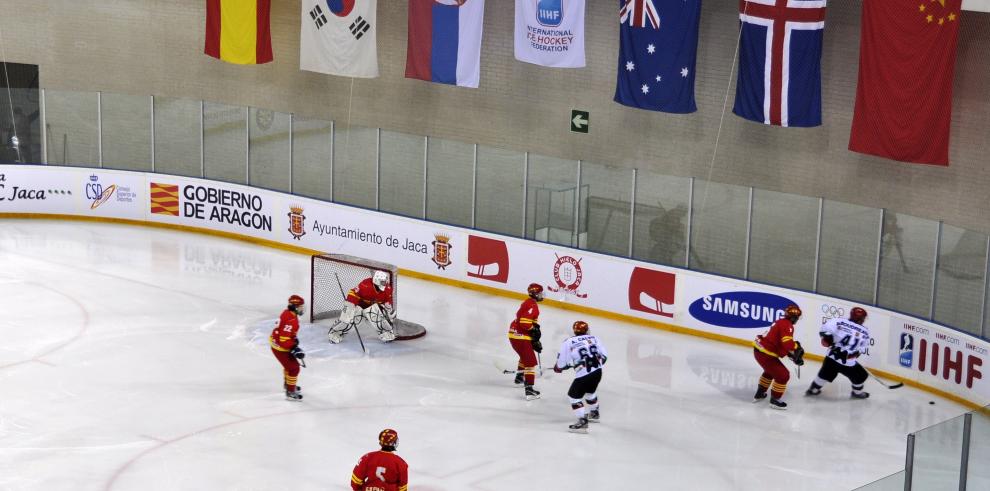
[908,414,966,490]
[578,161,632,257]
[248,108,290,193]
[474,145,525,237]
[852,471,904,491]
[203,102,247,185]
[100,93,151,172]
[631,172,691,267]
[967,408,990,488]
[290,117,333,202]
[689,179,749,278]
[877,213,939,319]
[933,225,987,336]
[817,201,882,305]
[379,130,425,218]
[526,154,579,247]
[153,96,202,178]
[0,87,42,164]
[426,136,474,227]
[332,125,378,210]
[748,189,818,291]
[44,90,99,167]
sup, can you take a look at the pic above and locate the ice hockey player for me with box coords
[509,283,544,400]
[554,321,608,434]
[350,428,409,491]
[753,304,805,410]
[806,307,872,399]
[329,270,396,343]
[270,294,306,401]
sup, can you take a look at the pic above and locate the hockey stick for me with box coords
[865,366,903,389]
[333,273,366,354]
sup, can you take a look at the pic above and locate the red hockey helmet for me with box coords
[288,295,305,306]
[379,428,399,449]
[572,321,589,336]
[849,307,868,324]
[784,305,802,321]
[527,283,544,301]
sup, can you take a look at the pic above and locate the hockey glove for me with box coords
[529,325,542,342]
[290,346,305,360]
[553,365,563,374]
[820,332,834,348]
[828,345,849,363]
[531,339,543,353]
[787,341,805,366]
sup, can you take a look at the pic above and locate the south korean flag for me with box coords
[300,0,379,78]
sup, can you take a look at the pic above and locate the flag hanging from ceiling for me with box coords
[204,0,273,65]
[733,0,827,127]
[405,0,487,88]
[300,0,379,78]
[849,0,962,166]
[614,0,702,114]
[514,0,587,68]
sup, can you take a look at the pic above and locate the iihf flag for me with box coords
[300,0,379,78]
[614,0,702,114]
[405,0,486,88]
[514,0,587,68]
[732,0,827,127]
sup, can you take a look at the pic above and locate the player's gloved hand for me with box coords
[553,365,563,374]
[531,339,543,353]
[788,341,805,366]
[820,333,834,348]
[290,346,305,360]
[529,325,542,342]
[828,345,849,363]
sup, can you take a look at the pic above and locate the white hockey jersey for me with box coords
[820,318,870,367]
[555,334,608,378]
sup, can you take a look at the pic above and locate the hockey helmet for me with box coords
[288,295,305,306]
[572,320,589,336]
[379,428,399,450]
[850,307,868,324]
[784,304,802,321]
[527,283,544,301]
[372,270,390,290]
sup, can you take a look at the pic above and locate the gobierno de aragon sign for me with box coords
[150,181,272,232]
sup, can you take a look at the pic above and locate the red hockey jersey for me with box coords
[346,278,394,309]
[351,450,408,491]
[508,298,540,340]
[754,318,796,358]
[269,309,300,352]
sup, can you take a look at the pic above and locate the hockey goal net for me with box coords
[310,254,427,340]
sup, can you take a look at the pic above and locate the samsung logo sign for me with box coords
[689,291,796,329]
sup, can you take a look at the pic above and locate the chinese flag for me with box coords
[849,0,962,166]
[204,0,273,65]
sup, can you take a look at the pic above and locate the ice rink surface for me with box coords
[0,220,971,491]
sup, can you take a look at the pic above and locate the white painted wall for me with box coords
[964,0,990,12]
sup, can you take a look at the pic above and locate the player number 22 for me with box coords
[578,345,601,369]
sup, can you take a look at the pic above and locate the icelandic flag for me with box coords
[732,0,827,127]
[614,0,702,114]
[405,0,486,88]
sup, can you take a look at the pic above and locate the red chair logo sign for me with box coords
[628,267,675,318]
[467,235,509,283]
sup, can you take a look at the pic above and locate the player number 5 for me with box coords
[375,466,386,481]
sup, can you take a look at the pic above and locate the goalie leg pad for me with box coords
[339,304,362,324]
[328,322,354,344]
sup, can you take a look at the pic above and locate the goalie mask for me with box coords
[372,270,389,291]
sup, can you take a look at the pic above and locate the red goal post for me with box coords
[310,254,426,340]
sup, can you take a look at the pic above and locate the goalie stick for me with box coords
[865,366,903,389]
[331,272,366,354]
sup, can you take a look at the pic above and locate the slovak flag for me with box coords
[732,0,828,127]
[614,0,702,114]
[405,0,487,88]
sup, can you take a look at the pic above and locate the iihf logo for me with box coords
[287,206,306,240]
[899,333,914,368]
[537,0,563,27]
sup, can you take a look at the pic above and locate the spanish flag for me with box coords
[204,0,273,65]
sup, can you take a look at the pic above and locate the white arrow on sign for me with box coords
[572,113,588,130]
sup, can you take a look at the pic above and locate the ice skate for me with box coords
[806,385,822,396]
[753,388,768,402]
[378,328,396,343]
[568,418,589,434]
[513,372,524,385]
[588,409,600,423]
[850,391,870,399]
[769,398,787,410]
[284,383,301,392]
[285,388,303,401]
[524,385,541,401]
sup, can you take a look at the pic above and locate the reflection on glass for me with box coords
[818,201,881,304]
[748,189,818,290]
[526,155,578,246]
[291,117,332,201]
[934,225,987,335]
[44,90,98,167]
[154,97,201,177]
[877,213,938,318]
[426,137,473,227]
[379,130,425,218]
[203,102,247,184]
[690,180,748,277]
[909,415,965,490]
[475,146,525,236]
[333,125,377,209]
[248,108,290,192]
[632,172,691,267]
[579,161,632,257]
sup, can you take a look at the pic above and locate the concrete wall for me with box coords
[1,0,988,233]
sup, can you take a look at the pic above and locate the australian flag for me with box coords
[733,0,827,127]
[614,0,702,114]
